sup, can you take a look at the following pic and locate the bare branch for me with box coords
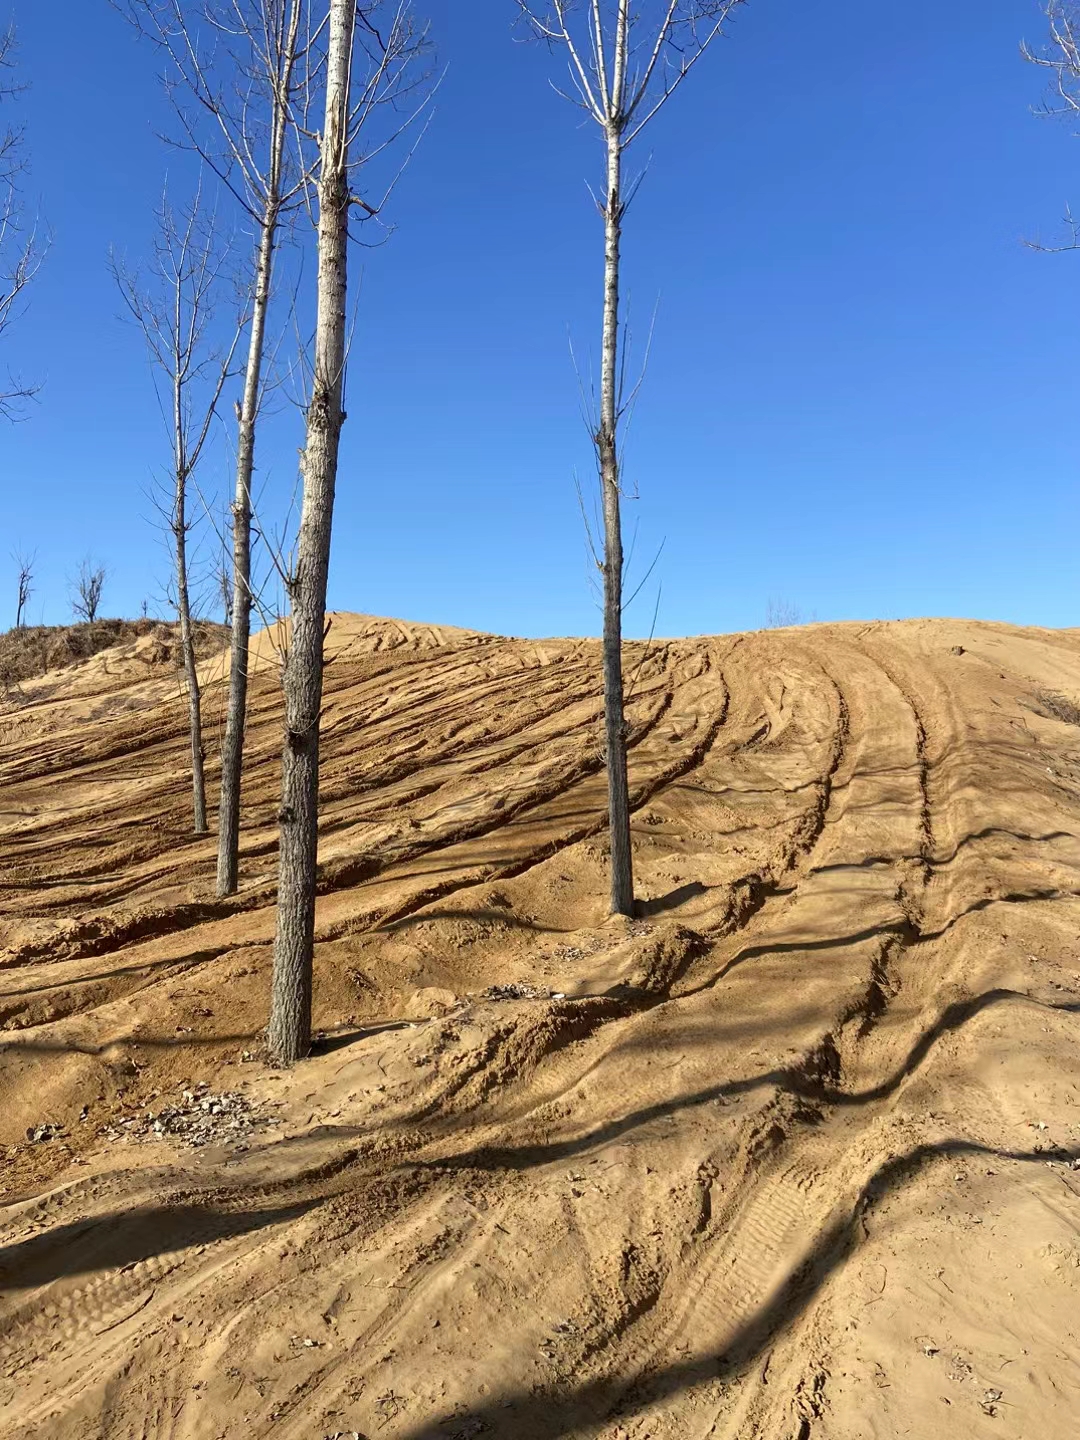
[1025,4,1080,248]
[12,546,35,627]
[0,26,46,417]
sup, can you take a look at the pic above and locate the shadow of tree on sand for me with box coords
[396,1137,1080,1440]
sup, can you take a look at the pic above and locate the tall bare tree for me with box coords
[268,0,431,1065]
[115,0,315,896]
[12,548,33,627]
[71,560,107,624]
[112,185,244,835]
[0,25,44,418]
[518,0,743,915]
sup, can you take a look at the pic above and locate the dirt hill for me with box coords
[1,613,1078,1439]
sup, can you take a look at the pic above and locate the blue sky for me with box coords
[1,1,1078,637]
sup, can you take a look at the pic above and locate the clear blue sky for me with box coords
[1,1,1077,637]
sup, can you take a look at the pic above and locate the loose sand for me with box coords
[1,613,1078,1439]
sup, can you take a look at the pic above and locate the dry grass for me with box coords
[1036,689,1080,726]
[0,619,228,690]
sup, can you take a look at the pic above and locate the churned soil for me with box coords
[1,612,1078,1439]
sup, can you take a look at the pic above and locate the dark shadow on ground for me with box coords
[311,1020,413,1055]
[636,882,709,917]
[253,988,1080,1186]
[0,1194,323,1290]
[378,909,561,936]
[0,1029,260,1056]
[395,1138,1080,1440]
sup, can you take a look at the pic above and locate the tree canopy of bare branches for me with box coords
[116,0,432,898]
[1024,3,1080,249]
[71,560,108,625]
[517,0,743,916]
[112,181,246,834]
[0,26,45,418]
[1025,2,1080,116]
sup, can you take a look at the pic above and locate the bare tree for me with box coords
[268,0,432,1065]
[116,0,315,895]
[518,0,743,916]
[12,548,34,627]
[1024,4,1080,248]
[112,184,245,835]
[765,597,801,629]
[71,560,107,624]
[0,26,44,418]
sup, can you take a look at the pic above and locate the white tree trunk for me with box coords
[599,114,633,917]
[267,0,355,1065]
[174,472,208,834]
[216,213,277,895]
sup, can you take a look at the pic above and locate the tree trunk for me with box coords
[267,0,355,1065]
[175,477,208,835]
[216,213,277,896]
[599,121,633,917]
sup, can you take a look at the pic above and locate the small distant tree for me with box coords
[71,559,107,624]
[0,25,45,418]
[765,597,801,629]
[12,547,34,627]
[112,181,245,835]
[517,0,744,916]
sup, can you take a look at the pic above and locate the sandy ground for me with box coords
[1,613,1079,1440]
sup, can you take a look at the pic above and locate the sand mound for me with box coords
[1,615,1078,1438]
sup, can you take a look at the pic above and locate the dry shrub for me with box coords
[0,619,227,691]
[1035,690,1080,727]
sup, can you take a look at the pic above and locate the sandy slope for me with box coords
[0,613,1079,1440]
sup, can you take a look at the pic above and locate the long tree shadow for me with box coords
[246,983,1080,1197]
[808,826,1074,877]
[146,972,1077,1190]
[710,885,1080,986]
[0,949,218,1001]
[0,1195,323,1291]
[0,1029,261,1056]
[395,1137,1080,1440]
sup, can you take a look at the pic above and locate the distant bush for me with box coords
[0,619,227,691]
[765,598,802,629]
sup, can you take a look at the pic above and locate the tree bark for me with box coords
[216,212,277,895]
[599,117,633,917]
[175,474,208,834]
[216,0,302,897]
[267,0,355,1065]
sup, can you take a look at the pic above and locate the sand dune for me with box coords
[1,613,1078,1439]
